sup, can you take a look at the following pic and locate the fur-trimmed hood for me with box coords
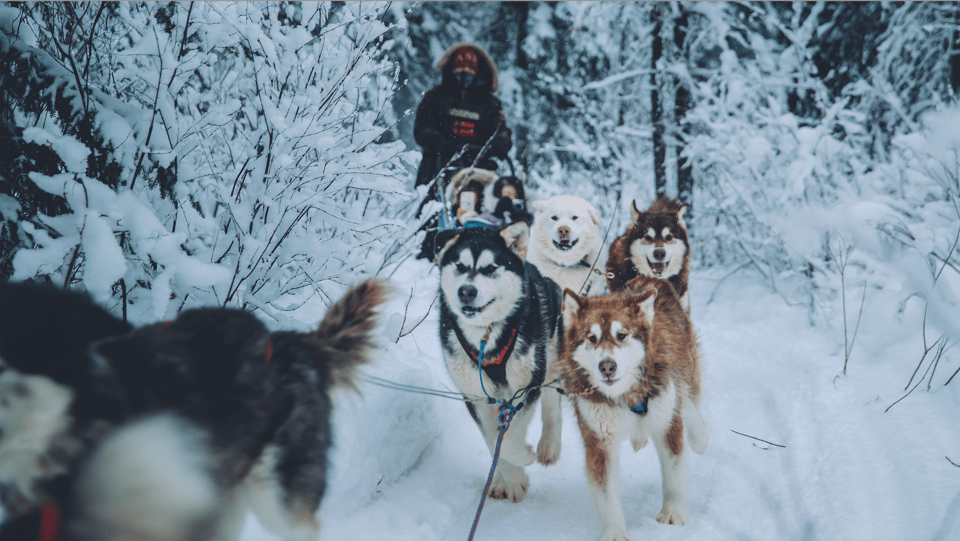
[436,42,499,92]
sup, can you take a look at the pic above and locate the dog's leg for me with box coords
[537,387,562,465]
[652,413,689,526]
[244,446,322,541]
[682,399,709,455]
[578,413,631,541]
[473,402,534,502]
[474,401,536,468]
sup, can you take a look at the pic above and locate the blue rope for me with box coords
[467,402,517,541]
[476,339,495,402]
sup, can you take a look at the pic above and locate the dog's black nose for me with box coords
[458,284,478,304]
[599,359,617,378]
[653,248,666,261]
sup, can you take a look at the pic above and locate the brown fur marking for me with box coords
[576,413,608,490]
[667,411,684,456]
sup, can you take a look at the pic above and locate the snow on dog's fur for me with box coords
[527,195,605,296]
[435,222,564,503]
[0,279,390,541]
[559,276,707,541]
[607,197,691,313]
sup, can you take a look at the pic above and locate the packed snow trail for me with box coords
[240,261,959,541]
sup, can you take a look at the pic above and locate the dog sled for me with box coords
[417,146,529,260]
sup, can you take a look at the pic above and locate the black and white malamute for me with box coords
[436,222,563,502]
[0,279,389,541]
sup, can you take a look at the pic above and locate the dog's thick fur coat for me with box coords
[559,276,707,541]
[0,279,389,541]
[527,195,605,296]
[607,197,691,312]
[436,222,563,502]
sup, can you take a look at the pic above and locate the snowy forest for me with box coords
[1,2,959,540]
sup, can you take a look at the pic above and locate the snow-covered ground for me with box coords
[235,259,960,541]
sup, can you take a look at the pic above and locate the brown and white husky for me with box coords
[606,197,690,313]
[559,276,707,541]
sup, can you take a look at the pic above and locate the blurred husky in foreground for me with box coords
[435,222,563,503]
[559,275,708,541]
[0,279,389,541]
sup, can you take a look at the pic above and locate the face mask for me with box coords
[454,71,476,90]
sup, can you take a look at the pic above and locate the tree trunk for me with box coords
[650,6,667,198]
[674,7,693,225]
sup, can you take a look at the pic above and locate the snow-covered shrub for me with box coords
[2,2,415,322]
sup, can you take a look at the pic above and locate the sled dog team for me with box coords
[0,194,703,541]
[437,194,706,541]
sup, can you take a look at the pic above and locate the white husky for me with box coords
[527,195,605,296]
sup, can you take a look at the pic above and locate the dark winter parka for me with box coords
[414,43,512,187]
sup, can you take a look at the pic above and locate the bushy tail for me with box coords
[313,278,392,389]
[70,414,223,541]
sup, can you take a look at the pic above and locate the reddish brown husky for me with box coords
[559,276,707,541]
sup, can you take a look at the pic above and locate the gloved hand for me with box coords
[487,135,511,158]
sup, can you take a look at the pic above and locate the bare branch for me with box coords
[730,430,786,449]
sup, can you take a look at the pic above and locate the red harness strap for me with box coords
[454,326,517,367]
[264,339,273,364]
[39,505,61,541]
[483,328,517,367]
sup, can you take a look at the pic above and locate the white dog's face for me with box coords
[531,195,601,266]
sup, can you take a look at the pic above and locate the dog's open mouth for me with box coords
[553,239,578,251]
[647,258,668,276]
[460,300,493,318]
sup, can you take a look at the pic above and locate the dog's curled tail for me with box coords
[314,278,393,389]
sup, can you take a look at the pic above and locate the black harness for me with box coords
[453,324,518,385]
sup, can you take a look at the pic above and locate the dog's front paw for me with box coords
[656,503,687,526]
[503,443,536,467]
[537,435,561,465]
[598,528,633,541]
[488,469,529,503]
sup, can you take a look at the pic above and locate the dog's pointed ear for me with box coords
[434,230,461,265]
[587,202,601,228]
[501,221,529,260]
[562,288,585,325]
[677,204,689,230]
[630,200,642,224]
[637,287,657,324]
[531,200,547,214]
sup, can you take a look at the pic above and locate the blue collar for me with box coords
[629,394,650,415]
